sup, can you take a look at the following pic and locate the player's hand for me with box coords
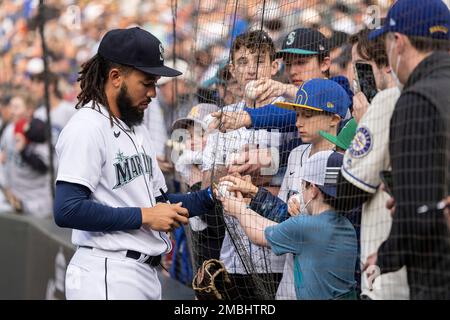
[352,92,369,124]
[220,174,258,198]
[141,202,189,232]
[210,111,252,132]
[287,195,301,216]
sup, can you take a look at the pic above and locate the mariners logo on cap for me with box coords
[319,44,325,51]
[327,102,334,109]
[286,31,296,46]
[349,126,372,158]
[159,43,164,61]
[389,18,396,26]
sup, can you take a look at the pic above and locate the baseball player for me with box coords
[54,27,216,300]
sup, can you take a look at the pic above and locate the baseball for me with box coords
[288,193,302,205]
[217,181,236,198]
[245,80,259,100]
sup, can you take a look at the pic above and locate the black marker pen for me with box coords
[159,188,171,204]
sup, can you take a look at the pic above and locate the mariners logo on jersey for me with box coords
[349,126,373,158]
[113,150,153,189]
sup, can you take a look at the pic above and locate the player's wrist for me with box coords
[141,207,154,226]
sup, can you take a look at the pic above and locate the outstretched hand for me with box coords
[219,174,258,198]
[209,111,252,132]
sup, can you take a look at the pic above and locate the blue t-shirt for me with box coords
[265,211,357,300]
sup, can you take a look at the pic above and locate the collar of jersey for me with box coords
[93,103,135,133]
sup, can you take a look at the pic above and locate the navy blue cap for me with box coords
[277,28,329,57]
[369,0,450,40]
[274,78,351,119]
[98,27,182,77]
[300,150,343,198]
[319,151,343,198]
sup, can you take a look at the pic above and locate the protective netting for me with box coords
[179,0,450,300]
[1,0,450,300]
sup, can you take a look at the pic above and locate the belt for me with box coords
[125,250,161,267]
[80,246,161,267]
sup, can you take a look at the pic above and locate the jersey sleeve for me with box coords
[55,119,105,192]
[342,104,391,194]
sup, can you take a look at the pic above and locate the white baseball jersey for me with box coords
[202,99,285,274]
[56,104,170,256]
[275,143,311,300]
[342,87,409,299]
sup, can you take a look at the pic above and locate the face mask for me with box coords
[301,198,313,214]
[300,186,313,214]
[388,39,404,90]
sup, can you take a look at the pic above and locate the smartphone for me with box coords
[354,62,378,103]
[379,170,393,196]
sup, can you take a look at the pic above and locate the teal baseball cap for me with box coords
[276,28,329,57]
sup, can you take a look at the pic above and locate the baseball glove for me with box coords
[192,259,231,300]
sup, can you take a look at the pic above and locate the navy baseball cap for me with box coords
[300,150,343,198]
[98,27,182,77]
[274,78,351,119]
[369,0,450,40]
[276,28,329,57]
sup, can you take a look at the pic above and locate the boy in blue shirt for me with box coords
[219,150,357,299]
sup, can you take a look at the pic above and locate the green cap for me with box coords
[319,118,357,151]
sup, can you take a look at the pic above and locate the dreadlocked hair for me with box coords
[76,54,131,125]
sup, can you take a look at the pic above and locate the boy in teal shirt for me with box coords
[220,150,357,299]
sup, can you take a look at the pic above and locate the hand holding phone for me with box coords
[379,170,393,196]
[354,62,378,103]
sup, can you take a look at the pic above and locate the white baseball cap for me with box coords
[171,103,218,131]
[299,150,343,198]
